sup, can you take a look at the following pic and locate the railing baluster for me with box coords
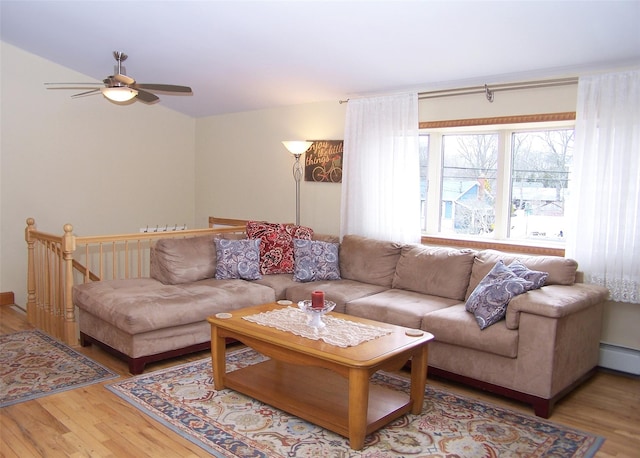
[99,243,104,280]
[84,244,90,283]
[137,240,142,278]
[124,240,129,279]
[112,241,116,280]
[56,242,64,339]
[43,241,51,335]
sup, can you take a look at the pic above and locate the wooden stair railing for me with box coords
[25,217,246,346]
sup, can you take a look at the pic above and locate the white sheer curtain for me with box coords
[566,70,640,303]
[340,93,421,243]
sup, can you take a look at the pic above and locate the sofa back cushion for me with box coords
[465,249,579,299]
[312,233,340,243]
[150,235,217,285]
[392,244,475,301]
[338,235,402,287]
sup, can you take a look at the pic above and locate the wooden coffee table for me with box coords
[207,302,434,450]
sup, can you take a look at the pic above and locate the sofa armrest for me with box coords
[505,283,609,329]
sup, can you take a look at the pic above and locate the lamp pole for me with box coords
[282,141,313,225]
[292,154,303,225]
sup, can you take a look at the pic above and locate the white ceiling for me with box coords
[2,1,639,118]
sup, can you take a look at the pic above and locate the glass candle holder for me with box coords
[298,300,336,328]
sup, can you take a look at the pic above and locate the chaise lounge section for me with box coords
[72,223,608,418]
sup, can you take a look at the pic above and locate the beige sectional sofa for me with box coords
[74,231,608,418]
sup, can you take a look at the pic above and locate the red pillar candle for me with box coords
[311,291,325,309]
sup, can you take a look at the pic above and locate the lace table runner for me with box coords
[242,307,391,347]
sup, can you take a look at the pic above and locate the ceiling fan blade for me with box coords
[71,89,101,98]
[113,73,135,85]
[135,89,160,104]
[45,82,102,87]
[46,86,102,92]
[134,83,192,94]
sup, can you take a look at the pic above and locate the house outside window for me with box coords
[420,118,574,246]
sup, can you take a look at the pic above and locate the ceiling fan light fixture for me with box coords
[101,86,138,102]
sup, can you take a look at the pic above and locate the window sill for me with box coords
[420,234,565,257]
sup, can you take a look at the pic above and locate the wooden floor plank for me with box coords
[0,417,42,458]
[1,305,638,457]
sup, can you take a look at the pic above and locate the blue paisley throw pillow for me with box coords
[214,238,262,280]
[508,260,548,290]
[466,260,533,329]
[293,239,341,282]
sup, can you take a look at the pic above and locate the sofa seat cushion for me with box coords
[339,235,402,287]
[345,289,459,329]
[285,279,388,314]
[392,244,475,301]
[423,304,519,358]
[74,278,275,335]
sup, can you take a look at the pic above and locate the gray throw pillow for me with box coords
[293,239,341,282]
[508,260,548,290]
[214,238,262,280]
[466,260,533,329]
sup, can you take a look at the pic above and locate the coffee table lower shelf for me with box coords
[224,359,412,445]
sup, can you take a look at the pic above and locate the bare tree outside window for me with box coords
[441,134,498,235]
[420,120,574,244]
[510,129,573,241]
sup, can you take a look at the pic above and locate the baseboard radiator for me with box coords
[599,343,640,375]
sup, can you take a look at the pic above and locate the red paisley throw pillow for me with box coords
[246,221,313,274]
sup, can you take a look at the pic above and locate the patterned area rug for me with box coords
[107,347,603,457]
[0,330,118,408]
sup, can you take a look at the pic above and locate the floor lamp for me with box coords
[282,141,313,225]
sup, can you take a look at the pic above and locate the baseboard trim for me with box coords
[0,292,15,307]
[599,343,640,375]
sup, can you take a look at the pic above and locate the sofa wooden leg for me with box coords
[79,332,92,347]
[129,358,146,375]
[532,398,552,418]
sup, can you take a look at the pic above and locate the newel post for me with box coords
[61,223,77,345]
[25,218,37,326]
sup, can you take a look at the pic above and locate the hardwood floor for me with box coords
[1,304,639,457]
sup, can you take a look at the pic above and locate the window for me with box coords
[420,115,574,246]
[510,130,573,241]
[419,135,429,230]
[441,133,497,235]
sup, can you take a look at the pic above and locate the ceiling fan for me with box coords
[45,51,192,104]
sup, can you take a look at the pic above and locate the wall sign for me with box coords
[304,140,343,183]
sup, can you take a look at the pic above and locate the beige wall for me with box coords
[193,83,578,234]
[1,42,637,354]
[0,43,196,307]
[418,82,578,120]
[194,101,346,235]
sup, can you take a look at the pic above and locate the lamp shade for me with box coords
[282,141,313,156]
[101,86,138,102]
